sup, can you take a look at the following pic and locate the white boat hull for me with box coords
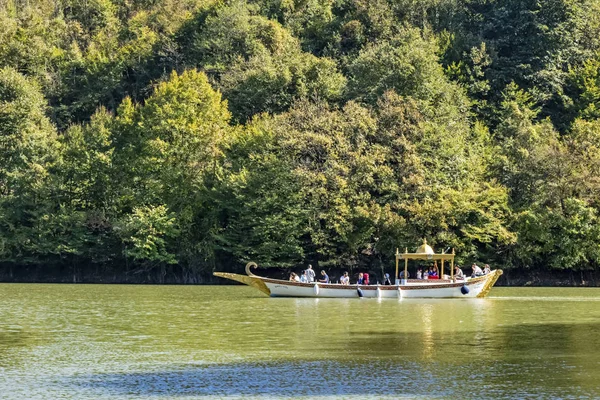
[214,268,502,299]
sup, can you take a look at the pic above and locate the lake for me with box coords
[1,284,599,399]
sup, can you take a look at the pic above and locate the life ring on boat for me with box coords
[245,262,258,276]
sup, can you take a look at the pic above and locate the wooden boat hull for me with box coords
[214,264,502,299]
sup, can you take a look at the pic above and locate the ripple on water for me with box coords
[58,359,597,399]
[1,284,600,399]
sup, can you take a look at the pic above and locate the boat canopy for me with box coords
[394,239,456,283]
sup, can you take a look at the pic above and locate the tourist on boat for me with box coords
[454,265,465,280]
[300,271,308,282]
[289,272,298,282]
[399,270,410,279]
[416,268,422,279]
[471,264,483,277]
[483,264,491,274]
[363,273,370,285]
[429,268,439,279]
[319,270,330,283]
[306,265,316,282]
[423,268,429,280]
[383,273,392,285]
[357,272,365,284]
[340,272,350,285]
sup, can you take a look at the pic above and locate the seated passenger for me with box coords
[319,270,330,283]
[429,269,439,279]
[289,272,299,282]
[340,272,350,285]
[357,272,365,285]
[483,264,491,274]
[363,273,370,285]
[416,268,422,280]
[454,265,465,280]
[300,271,308,283]
[471,264,483,277]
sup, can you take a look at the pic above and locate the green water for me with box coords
[1,284,599,399]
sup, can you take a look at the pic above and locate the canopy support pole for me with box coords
[451,248,455,282]
[395,248,399,285]
[404,255,408,284]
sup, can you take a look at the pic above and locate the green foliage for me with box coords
[179,1,346,121]
[117,205,180,265]
[221,49,346,121]
[111,69,234,270]
[371,90,515,264]
[513,199,600,270]
[347,26,442,103]
[216,121,308,266]
[0,67,60,262]
[2,0,600,279]
[113,69,231,207]
[567,57,600,120]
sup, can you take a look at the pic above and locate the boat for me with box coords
[213,240,503,298]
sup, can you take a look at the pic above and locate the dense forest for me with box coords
[1,0,600,284]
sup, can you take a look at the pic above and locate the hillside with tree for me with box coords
[1,0,600,284]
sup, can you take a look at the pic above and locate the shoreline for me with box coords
[0,267,597,287]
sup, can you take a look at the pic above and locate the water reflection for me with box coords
[0,326,37,368]
[67,355,597,399]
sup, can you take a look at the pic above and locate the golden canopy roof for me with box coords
[416,238,434,255]
[396,239,455,260]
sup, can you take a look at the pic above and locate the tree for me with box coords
[372,91,514,263]
[56,109,119,264]
[0,67,60,262]
[347,25,467,110]
[111,69,233,270]
[178,1,346,122]
[117,204,180,266]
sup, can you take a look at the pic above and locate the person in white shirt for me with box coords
[306,265,316,282]
[340,272,350,285]
[454,265,465,280]
[483,264,491,274]
[471,264,483,277]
